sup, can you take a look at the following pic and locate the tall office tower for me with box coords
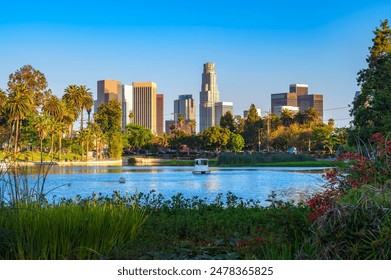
[122,84,133,128]
[215,102,233,126]
[271,92,297,114]
[289,84,309,96]
[95,80,123,113]
[174,94,196,121]
[199,62,220,132]
[156,94,164,134]
[298,94,324,121]
[132,82,157,134]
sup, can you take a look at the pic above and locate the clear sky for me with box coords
[1,0,390,127]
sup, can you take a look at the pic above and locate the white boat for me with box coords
[192,158,211,174]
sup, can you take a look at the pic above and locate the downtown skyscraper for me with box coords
[199,62,220,132]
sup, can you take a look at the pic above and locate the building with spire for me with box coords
[199,62,220,132]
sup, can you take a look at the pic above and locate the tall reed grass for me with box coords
[0,201,147,259]
[0,153,148,260]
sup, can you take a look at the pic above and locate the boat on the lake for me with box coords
[192,158,211,174]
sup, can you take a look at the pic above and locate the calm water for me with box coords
[29,166,328,205]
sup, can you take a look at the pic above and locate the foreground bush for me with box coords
[305,133,391,259]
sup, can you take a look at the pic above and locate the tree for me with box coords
[220,111,236,132]
[242,104,262,150]
[78,126,94,161]
[7,65,49,109]
[294,111,306,125]
[201,126,231,151]
[32,114,50,161]
[123,124,153,151]
[6,84,34,152]
[89,122,104,160]
[304,107,320,126]
[94,99,122,134]
[177,114,185,131]
[350,19,391,142]
[168,129,188,151]
[229,133,244,153]
[281,108,295,127]
[152,133,169,149]
[94,100,123,159]
[63,85,93,131]
[188,119,196,135]
[79,85,93,130]
[312,124,334,154]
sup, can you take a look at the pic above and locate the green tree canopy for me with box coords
[228,133,244,153]
[350,19,391,142]
[7,65,49,109]
[94,100,122,159]
[123,124,153,151]
[94,99,122,134]
[242,104,262,150]
[220,110,236,132]
[201,126,231,151]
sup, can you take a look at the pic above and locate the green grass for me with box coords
[0,151,82,162]
[0,202,147,259]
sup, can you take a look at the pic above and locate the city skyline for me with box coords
[1,1,391,128]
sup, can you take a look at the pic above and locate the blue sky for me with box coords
[1,0,390,127]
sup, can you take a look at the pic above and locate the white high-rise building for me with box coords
[199,62,220,132]
[215,102,233,126]
[122,84,133,128]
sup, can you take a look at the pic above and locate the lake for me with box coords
[29,166,328,205]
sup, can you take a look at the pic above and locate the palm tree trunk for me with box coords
[80,108,84,131]
[8,121,14,152]
[86,141,89,162]
[14,119,19,153]
[40,138,44,162]
[50,134,55,161]
[58,134,62,161]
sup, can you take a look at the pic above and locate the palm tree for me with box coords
[78,126,93,161]
[188,119,196,135]
[0,89,6,107]
[55,121,68,161]
[281,108,295,127]
[89,122,104,160]
[32,115,50,162]
[294,111,306,125]
[177,114,185,131]
[304,107,320,126]
[63,85,81,137]
[78,85,93,130]
[6,84,34,152]
[43,94,64,120]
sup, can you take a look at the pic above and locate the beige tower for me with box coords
[199,62,220,132]
[132,82,157,134]
[95,80,123,113]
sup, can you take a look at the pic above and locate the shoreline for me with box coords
[8,159,124,167]
[4,158,336,168]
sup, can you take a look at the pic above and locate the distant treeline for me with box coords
[217,152,316,165]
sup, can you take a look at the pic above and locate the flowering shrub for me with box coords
[306,133,391,222]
